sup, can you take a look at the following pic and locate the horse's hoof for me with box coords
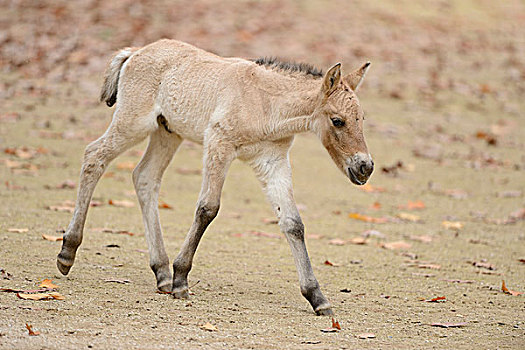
[315,306,334,316]
[157,281,172,293]
[56,256,72,275]
[172,288,190,299]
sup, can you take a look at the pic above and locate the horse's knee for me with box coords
[196,202,220,226]
[280,216,304,239]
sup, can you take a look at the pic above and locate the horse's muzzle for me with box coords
[347,154,374,185]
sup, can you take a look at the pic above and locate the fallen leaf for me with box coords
[349,237,367,245]
[470,261,495,270]
[104,279,131,284]
[328,238,346,246]
[324,260,340,267]
[443,279,474,284]
[357,333,376,339]
[399,200,426,210]
[402,252,418,260]
[412,273,435,277]
[332,317,341,330]
[370,202,381,210]
[359,184,386,193]
[17,292,65,300]
[381,241,412,250]
[42,234,63,241]
[348,213,388,223]
[320,328,338,333]
[7,228,28,233]
[410,235,433,243]
[158,201,173,209]
[431,322,467,328]
[418,264,441,270]
[397,212,421,222]
[361,230,385,239]
[442,221,463,230]
[45,180,76,189]
[39,279,58,289]
[200,322,217,331]
[25,323,40,336]
[108,199,135,208]
[502,280,523,296]
[425,296,446,302]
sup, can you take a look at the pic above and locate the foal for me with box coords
[57,39,373,316]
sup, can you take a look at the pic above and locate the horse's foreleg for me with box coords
[57,120,149,275]
[133,127,182,292]
[171,137,235,298]
[250,147,333,316]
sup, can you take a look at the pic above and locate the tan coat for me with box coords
[58,39,373,316]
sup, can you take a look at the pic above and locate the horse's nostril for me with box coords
[359,163,366,175]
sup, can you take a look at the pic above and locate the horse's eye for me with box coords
[331,118,345,128]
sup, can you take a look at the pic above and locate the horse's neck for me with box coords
[266,78,320,136]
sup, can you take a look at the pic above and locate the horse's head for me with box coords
[312,62,373,185]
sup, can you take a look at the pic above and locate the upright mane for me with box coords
[253,57,324,78]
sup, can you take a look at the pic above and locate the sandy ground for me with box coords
[1,1,524,349]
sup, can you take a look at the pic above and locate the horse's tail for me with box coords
[100,47,139,107]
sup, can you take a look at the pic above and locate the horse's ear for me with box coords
[343,61,370,92]
[322,63,341,97]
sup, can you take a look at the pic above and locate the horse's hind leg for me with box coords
[57,117,151,275]
[133,125,182,292]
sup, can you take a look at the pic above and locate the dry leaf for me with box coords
[349,237,367,245]
[425,296,446,302]
[17,292,65,300]
[7,228,28,233]
[397,212,421,222]
[348,213,388,223]
[39,279,58,289]
[158,201,173,209]
[418,264,441,270]
[442,221,463,230]
[108,199,135,208]
[502,280,523,296]
[42,234,63,241]
[200,322,217,332]
[399,200,426,210]
[25,323,40,336]
[357,333,376,339]
[443,279,474,284]
[431,322,467,328]
[324,260,340,267]
[328,238,346,246]
[359,184,386,193]
[410,235,433,243]
[381,241,412,250]
[370,202,381,210]
[470,261,495,270]
[332,317,341,330]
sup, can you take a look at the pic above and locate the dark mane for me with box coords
[252,57,324,78]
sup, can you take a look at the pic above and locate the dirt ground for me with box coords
[1,0,524,349]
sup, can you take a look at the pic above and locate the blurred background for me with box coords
[1,0,523,108]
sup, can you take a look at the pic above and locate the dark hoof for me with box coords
[56,256,73,275]
[157,281,172,293]
[172,288,190,299]
[315,306,334,316]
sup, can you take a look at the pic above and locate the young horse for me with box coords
[57,39,374,316]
